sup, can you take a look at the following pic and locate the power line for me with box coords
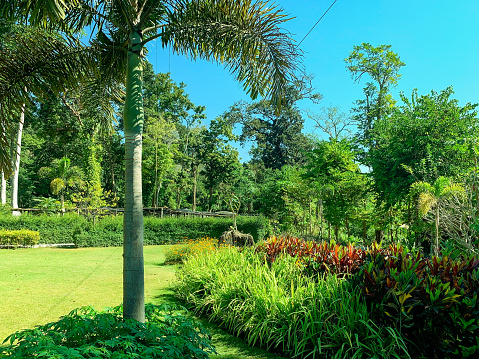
[297,0,338,47]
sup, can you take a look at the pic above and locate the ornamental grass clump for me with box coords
[0,304,215,359]
[163,236,218,264]
[175,246,410,358]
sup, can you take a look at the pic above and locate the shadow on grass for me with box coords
[154,289,287,359]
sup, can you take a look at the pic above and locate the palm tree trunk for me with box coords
[0,124,6,205]
[153,132,158,207]
[123,29,145,322]
[11,103,25,216]
[60,193,65,213]
[0,171,5,205]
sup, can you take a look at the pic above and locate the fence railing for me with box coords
[10,207,235,218]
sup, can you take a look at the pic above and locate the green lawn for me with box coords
[0,246,285,359]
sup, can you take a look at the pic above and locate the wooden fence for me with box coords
[10,206,235,219]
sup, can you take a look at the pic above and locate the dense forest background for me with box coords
[3,43,479,252]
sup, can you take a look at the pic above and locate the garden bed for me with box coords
[173,237,479,359]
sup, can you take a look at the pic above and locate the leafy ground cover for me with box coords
[2,304,215,358]
[0,245,287,359]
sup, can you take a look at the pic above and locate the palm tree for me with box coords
[0,21,114,215]
[411,176,465,256]
[1,0,300,321]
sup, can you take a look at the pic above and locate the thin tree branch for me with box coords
[61,92,84,126]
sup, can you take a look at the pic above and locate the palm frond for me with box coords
[0,0,81,32]
[418,192,436,216]
[442,183,466,200]
[161,0,301,108]
[0,24,124,172]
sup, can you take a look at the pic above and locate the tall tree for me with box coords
[227,77,321,169]
[1,0,300,321]
[198,117,241,211]
[304,139,368,240]
[0,20,118,211]
[369,87,479,207]
[142,116,177,207]
[345,43,405,151]
[307,105,356,141]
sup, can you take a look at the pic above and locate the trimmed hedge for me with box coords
[0,214,270,248]
[0,214,86,245]
[0,229,40,247]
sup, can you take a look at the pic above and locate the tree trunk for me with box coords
[123,29,145,322]
[192,165,197,211]
[0,171,6,205]
[319,199,323,239]
[363,219,367,240]
[176,187,181,209]
[309,196,313,235]
[152,131,158,207]
[208,187,213,212]
[11,104,25,216]
[434,206,440,256]
[345,217,350,239]
[0,124,5,205]
[334,225,339,241]
[60,193,65,214]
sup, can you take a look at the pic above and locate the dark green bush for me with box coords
[0,214,269,247]
[0,304,215,359]
[354,243,479,358]
[0,229,40,246]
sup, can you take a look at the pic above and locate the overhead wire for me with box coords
[296,0,338,47]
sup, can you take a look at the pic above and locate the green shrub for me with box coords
[353,243,479,358]
[0,229,40,247]
[175,247,410,358]
[0,304,215,359]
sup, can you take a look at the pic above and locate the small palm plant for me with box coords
[38,157,85,212]
[411,176,465,256]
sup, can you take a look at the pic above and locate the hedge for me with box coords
[0,214,270,248]
[0,229,40,247]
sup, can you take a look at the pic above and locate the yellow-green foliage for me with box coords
[164,237,218,264]
[0,229,40,246]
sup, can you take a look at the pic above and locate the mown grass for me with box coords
[0,246,286,358]
[0,246,176,341]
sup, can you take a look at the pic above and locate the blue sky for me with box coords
[147,0,479,160]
